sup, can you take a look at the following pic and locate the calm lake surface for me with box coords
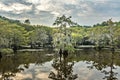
[0,49,120,80]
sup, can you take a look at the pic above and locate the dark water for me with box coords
[0,49,120,80]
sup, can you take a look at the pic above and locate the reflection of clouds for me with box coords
[14,73,32,80]
[14,71,50,80]
[78,68,92,80]
[50,69,57,74]
[75,67,93,80]
[13,61,53,80]
[73,61,104,80]
[3,60,120,80]
[116,66,120,79]
[36,73,49,80]
[102,65,120,80]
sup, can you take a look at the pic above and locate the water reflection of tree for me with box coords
[102,51,118,80]
[87,51,108,71]
[0,51,53,80]
[0,55,24,80]
[87,50,118,80]
[48,54,77,80]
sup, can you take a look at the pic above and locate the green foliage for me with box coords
[64,44,75,53]
[0,16,28,48]
[52,15,77,52]
[0,48,13,54]
[19,23,34,31]
[1,15,120,51]
[28,25,53,47]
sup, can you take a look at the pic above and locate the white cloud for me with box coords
[26,0,75,16]
[92,0,109,3]
[36,3,50,11]
[26,0,41,4]
[51,11,60,16]
[0,2,32,14]
[35,0,65,16]
[60,0,79,5]
[0,2,13,12]
[75,2,94,17]
[0,0,120,26]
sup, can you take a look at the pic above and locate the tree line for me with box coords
[0,15,120,52]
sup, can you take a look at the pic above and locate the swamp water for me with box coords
[0,49,120,80]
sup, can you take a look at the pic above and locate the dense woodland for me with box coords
[0,15,120,53]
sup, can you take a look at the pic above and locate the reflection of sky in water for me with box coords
[14,61,53,80]
[11,60,120,80]
[117,67,120,79]
[73,61,104,80]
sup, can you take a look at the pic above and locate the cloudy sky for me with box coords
[0,0,120,26]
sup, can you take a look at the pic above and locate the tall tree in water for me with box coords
[53,15,77,56]
[107,19,116,49]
